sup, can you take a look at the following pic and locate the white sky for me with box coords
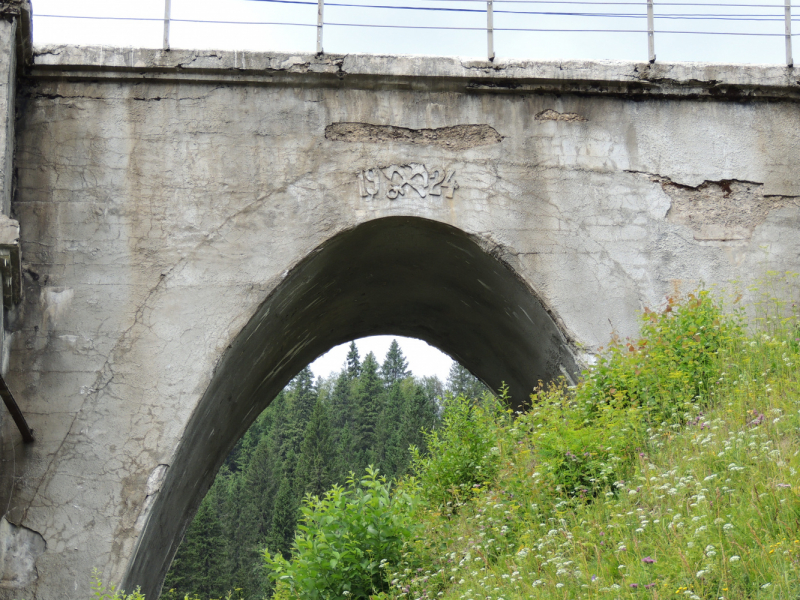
[32,0,793,65]
[29,0,793,381]
[309,336,454,382]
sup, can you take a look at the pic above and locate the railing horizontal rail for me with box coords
[34,0,797,65]
[35,13,800,28]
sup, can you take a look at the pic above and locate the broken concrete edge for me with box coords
[0,516,46,589]
[0,1,32,73]
[29,44,800,101]
[325,123,504,150]
[0,216,20,307]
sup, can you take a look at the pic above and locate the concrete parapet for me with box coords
[32,44,800,101]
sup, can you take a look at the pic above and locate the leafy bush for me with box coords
[264,467,420,600]
[522,382,642,499]
[86,572,145,600]
[410,392,507,508]
[579,290,742,424]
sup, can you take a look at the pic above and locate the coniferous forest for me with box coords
[161,340,486,600]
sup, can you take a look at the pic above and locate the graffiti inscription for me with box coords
[358,163,459,200]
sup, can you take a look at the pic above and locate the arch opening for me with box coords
[123,216,579,597]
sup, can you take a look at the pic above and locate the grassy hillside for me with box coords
[376,280,800,600]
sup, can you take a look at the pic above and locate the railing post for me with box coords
[163,0,171,50]
[786,0,794,67]
[317,0,324,54]
[647,0,655,63]
[487,0,495,61]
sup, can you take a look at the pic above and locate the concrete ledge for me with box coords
[30,44,800,100]
[0,1,32,72]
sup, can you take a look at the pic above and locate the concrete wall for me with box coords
[0,43,798,598]
[0,2,32,593]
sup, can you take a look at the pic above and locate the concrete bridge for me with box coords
[0,2,799,598]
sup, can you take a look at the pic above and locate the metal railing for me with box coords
[37,0,796,66]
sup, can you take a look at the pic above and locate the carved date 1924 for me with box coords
[358,164,459,200]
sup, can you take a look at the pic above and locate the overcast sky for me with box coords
[29,0,793,380]
[32,0,792,65]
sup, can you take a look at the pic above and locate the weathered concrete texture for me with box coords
[0,9,16,219]
[660,178,798,241]
[535,109,587,122]
[0,517,46,589]
[0,4,30,584]
[325,123,503,150]
[31,45,800,101]
[1,44,799,600]
[0,1,31,217]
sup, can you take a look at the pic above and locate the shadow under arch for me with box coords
[123,216,580,597]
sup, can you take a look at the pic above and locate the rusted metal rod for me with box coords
[0,374,33,443]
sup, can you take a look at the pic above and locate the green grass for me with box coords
[379,277,800,600]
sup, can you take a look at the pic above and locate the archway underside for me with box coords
[123,216,579,598]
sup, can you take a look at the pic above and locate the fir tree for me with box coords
[296,399,334,498]
[329,369,353,438]
[268,472,298,560]
[375,381,407,478]
[402,382,439,456]
[446,362,489,400]
[351,352,383,469]
[163,491,229,599]
[346,341,361,380]
[381,339,410,386]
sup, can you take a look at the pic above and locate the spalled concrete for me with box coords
[0,14,798,600]
[0,517,46,589]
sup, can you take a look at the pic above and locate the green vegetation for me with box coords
[124,275,800,600]
[162,340,450,600]
[263,277,800,600]
[265,468,420,600]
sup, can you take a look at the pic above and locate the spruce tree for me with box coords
[375,381,406,478]
[328,369,352,439]
[381,339,410,386]
[268,468,298,559]
[345,341,361,380]
[296,399,334,498]
[351,352,383,469]
[163,491,228,599]
[446,362,489,400]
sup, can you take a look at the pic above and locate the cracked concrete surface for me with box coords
[659,177,799,241]
[0,27,799,600]
[0,517,46,589]
[535,109,588,122]
[325,123,503,150]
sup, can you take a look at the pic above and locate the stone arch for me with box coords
[122,216,579,598]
